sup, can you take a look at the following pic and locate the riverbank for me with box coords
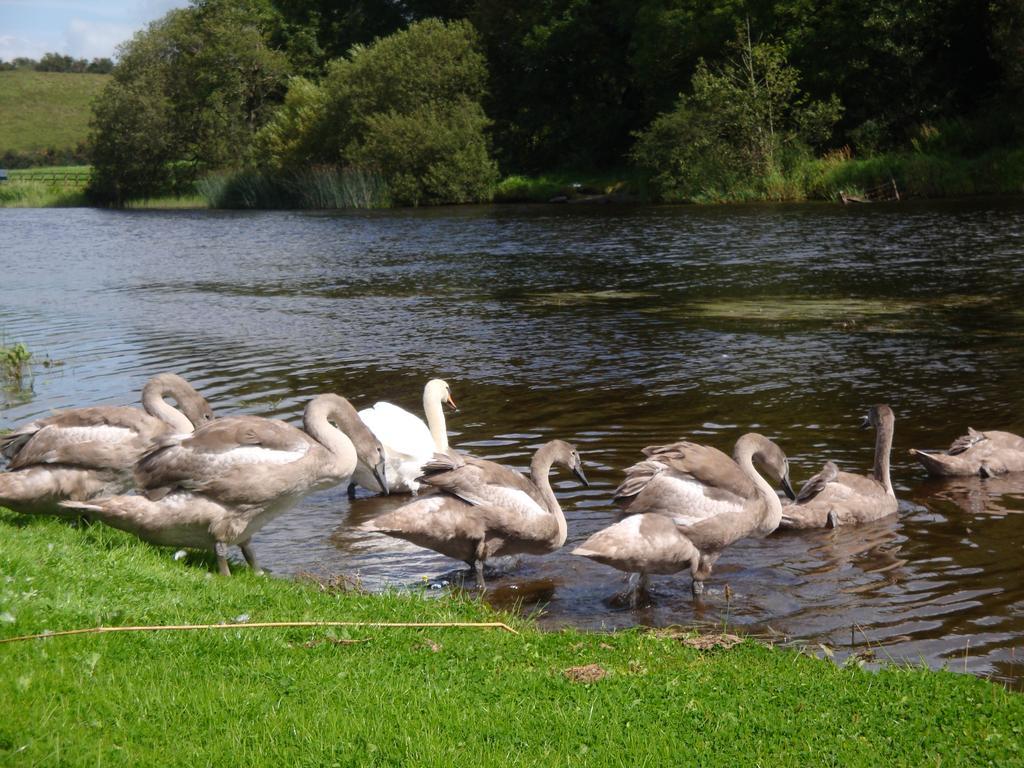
[1,506,1020,766]
[3,147,1022,209]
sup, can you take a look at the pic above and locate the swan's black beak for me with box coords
[859,415,872,430]
[373,460,389,495]
[572,462,590,487]
[781,474,797,500]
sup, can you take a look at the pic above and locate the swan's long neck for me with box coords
[872,416,896,497]
[423,389,448,450]
[304,396,359,480]
[141,379,195,433]
[530,445,567,548]
[733,436,783,529]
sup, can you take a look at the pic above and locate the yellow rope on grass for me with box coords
[0,620,519,644]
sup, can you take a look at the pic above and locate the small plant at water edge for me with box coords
[1,342,32,386]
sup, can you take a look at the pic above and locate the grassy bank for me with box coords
[0,167,208,209]
[1,506,1021,766]
[3,148,1023,209]
[0,71,108,154]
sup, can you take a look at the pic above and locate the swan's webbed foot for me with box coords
[240,542,263,575]
[214,541,231,577]
[691,579,705,597]
[826,509,839,529]
[347,482,358,500]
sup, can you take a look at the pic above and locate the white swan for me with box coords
[350,378,457,494]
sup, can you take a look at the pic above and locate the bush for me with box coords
[356,101,495,205]
[258,18,497,206]
[632,26,842,202]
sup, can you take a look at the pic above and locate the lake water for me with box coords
[2,201,1023,686]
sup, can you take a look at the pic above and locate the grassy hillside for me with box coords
[0,70,109,153]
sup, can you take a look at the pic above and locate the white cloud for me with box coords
[0,33,61,61]
[65,18,138,59]
[0,1,191,61]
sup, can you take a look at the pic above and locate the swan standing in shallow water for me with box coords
[350,379,457,495]
[572,434,794,604]
[910,427,1024,477]
[360,440,588,588]
[62,394,387,576]
[779,405,898,529]
[0,373,213,516]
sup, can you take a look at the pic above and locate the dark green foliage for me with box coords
[470,0,646,172]
[88,81,181,205]
[88,0,291,205]
[261,18,497,205]
[632,28,842,201]
[72,0,1024,204]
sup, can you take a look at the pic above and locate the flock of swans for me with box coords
[2,374,1023,606]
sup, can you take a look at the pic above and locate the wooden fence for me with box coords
[8,171,91,187]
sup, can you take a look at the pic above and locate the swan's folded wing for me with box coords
[637,442,757,500]
[949,427,986,455]
[359,401,435,460]
[463,455,548,509]
[793,461,839,504]
[674,506,756,551]
[135,416,309,490]
[4,406,164,471]
[613,459,665,503]
[416,451,548,521]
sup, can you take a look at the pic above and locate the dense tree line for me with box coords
[0,54,114,73]
[87,0,1024,205]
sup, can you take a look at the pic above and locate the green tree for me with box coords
[260,18,497,205]
[88,0,290,205]
[632,25,842,200]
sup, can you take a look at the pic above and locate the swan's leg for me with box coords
[691,579,704,597]
[239,541,263,575]
[826,509,839,529]
[347,482,357,500]
[214,541,231,577]
[472,540,488,591]
[628,573,647,609]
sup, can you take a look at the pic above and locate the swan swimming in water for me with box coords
[910,427,1024,477]
[351,378,457,494]
[779,405,898,529]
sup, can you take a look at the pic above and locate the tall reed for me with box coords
[197,167,390,210]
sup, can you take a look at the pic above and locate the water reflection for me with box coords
[2,201,1024,687]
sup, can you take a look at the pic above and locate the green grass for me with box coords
[0,165,90,207]
[0,71,109,153]
[494,168,646,203]
[1,507,1021,766]
[0,183,87,207]
[645,146,1024,204]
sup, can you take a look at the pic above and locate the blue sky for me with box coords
[0,1,189,61]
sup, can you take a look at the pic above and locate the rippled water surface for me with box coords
[3,201,1024,686]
